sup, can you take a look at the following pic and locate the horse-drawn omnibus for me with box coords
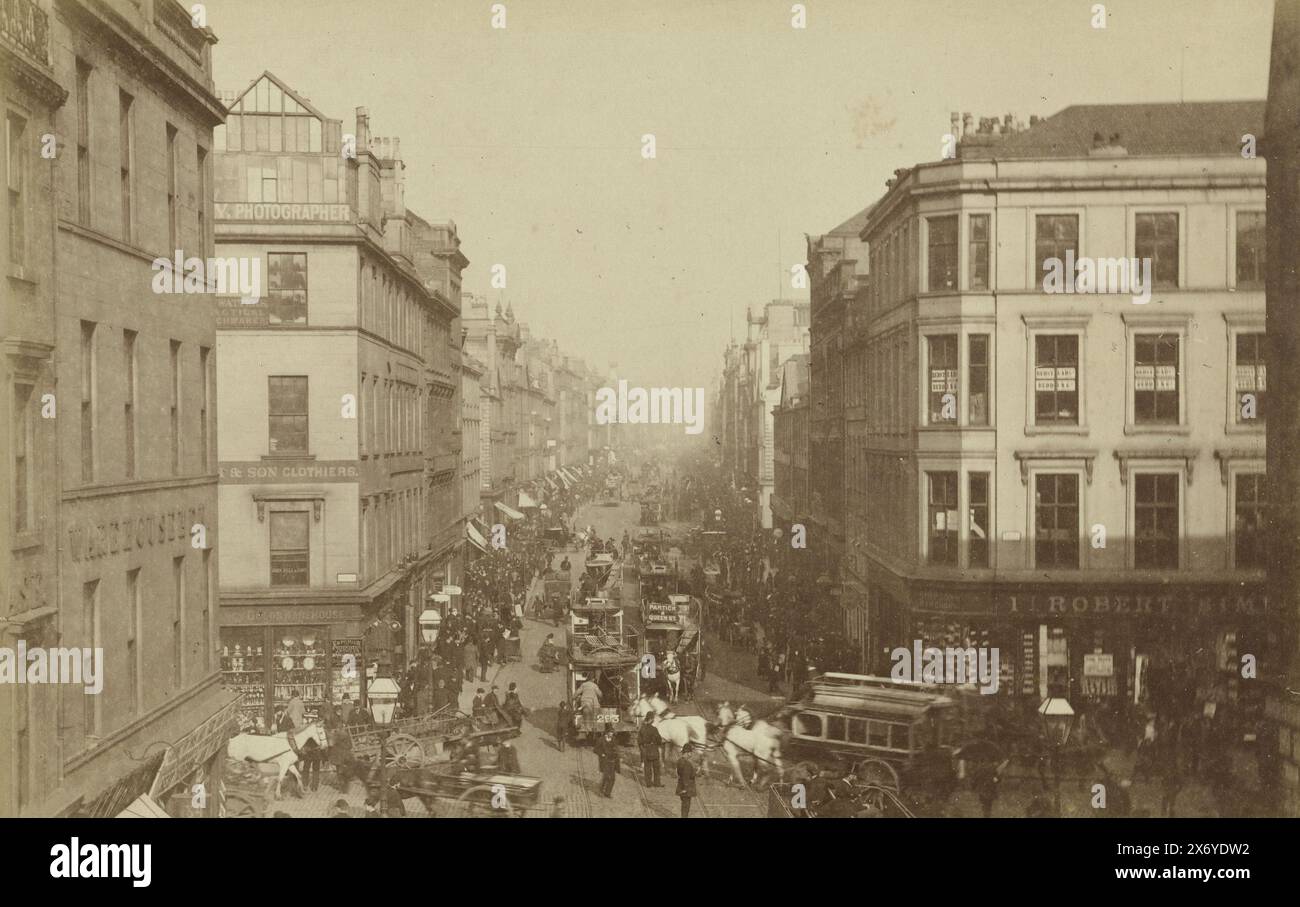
[771,672,964,800]
[565,598,642,744]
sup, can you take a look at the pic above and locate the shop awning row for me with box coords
[495,501,525,520]
[467,521,488,552]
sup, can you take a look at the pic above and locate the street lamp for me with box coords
[1037,696,1076,745]
[420,600,447,646]
[367,676,402,813]
[368,676,401,726]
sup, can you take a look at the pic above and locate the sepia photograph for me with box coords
[0,0,1295,886]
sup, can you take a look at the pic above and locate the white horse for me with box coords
[632,695,709,761]
[722,712,780,784]
[663,651,682,702]
[227,722,328,800]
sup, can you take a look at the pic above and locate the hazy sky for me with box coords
[208,0,1272,387]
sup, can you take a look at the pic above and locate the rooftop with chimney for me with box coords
[951,101,1263,160]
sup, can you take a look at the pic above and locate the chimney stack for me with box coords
[355,107,370,152]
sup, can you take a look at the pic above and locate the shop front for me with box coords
[886,578,1274,714]
[220,600,368,732]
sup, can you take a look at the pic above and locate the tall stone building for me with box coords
[2,0,235,817]
[213,75,465,729]
[743,300,810,530]
[462,293,521,515]
[806,207,872,660]
[854,104,1269,714]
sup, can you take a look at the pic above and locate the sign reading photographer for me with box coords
[215,202,352,223]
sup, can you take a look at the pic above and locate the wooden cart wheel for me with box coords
[456,784,517,817]
[224,793,261,818]
[385,734,426,769]
[854,758,901,793]
[856,785,889,813]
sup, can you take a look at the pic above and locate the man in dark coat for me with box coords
[479,626,496,679]
[638,714,663,787]
[482,685,502,727]
[556,700,572,752]
[498,740,522,775]
[676,744,698,817]
[503,682,526,728]
[595,731,620,797]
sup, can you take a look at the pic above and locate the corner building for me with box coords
[213,74,464,729]
[859,104,1270,713]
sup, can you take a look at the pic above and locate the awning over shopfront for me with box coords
[518,491,539,509]
[148,693,242,803]
[562,467,578,482]
[546,476,559,490]
[467,521,488,552]
[496,501,525,520]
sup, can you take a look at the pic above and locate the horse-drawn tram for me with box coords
[565,598,642,743]
[770,672,962,812]
[641,593,702,692]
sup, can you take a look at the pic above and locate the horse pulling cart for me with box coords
[347,705,519,770]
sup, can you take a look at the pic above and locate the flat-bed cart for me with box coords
[347,705,519,769]
[393,766,544,817]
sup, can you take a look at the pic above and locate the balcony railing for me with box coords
[2,0,49,62]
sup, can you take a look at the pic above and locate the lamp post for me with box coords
[368,676,401,813]
[1037,695,1075,803]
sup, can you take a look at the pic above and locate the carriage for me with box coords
[603,474,621,504]
[565,599,642,743]
[346,704,519,769]
[769,673,964,815]
[638,563,674,603]
[392,765,544,817]
[581,553,618,600]
[541,574,573,623]
[543,525,571,549]
[765,779,916,818]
